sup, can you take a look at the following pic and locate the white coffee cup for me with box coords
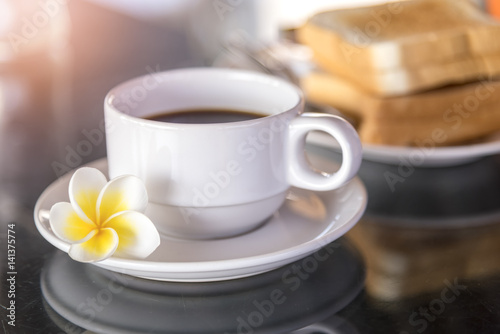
[104,68,361,239]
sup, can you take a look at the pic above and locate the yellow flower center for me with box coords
[99,190,130,224]
[75,189,100,223]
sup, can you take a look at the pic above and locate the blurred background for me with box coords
[0,0,382,206]
[2,1,500,333]
[0,0,493,206]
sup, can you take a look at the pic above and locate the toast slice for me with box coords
[313,48,500,96]
[301,70,369,116]
[298,0,500,71]
[360,105,500,146]
[298,0,500,95]
[302,71,500,146]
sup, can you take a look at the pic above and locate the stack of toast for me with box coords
[298,0,500,146]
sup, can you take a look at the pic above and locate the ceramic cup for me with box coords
[104,68,362,239]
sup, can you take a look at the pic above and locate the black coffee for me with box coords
[146,109,266,124]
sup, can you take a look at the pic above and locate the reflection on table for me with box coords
[41,238,364,334]
[341,153,500,333]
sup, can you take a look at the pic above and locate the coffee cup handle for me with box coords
[287,113,362,191]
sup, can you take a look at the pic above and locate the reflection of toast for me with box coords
[302,71,500,146]
[298,0,500,96]
[347,218,500,301]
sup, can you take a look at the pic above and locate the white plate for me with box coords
[308,131,500,167]
[34,157,367,282]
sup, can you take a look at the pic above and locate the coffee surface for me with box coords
[146,109,266,124]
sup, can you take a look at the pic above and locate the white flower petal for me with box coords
[49,202,97,243]
[68,228,119,263]
[104,211,160,259]
[69,167,108,224]
[97,175,148,224]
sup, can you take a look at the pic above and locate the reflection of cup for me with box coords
[104,68,361,239]
[291,316,361,334]
[291,323,339,334]
[41,238,365,334]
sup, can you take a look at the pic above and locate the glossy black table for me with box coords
[2,1,500,333]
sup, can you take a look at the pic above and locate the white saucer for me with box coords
[308,131,500,167]
[34,156,366,282]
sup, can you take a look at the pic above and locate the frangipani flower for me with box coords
[49,167,160,263]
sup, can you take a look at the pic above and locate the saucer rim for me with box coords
[34,158,367,281]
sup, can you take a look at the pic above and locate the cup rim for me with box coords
[104,67,304,129]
